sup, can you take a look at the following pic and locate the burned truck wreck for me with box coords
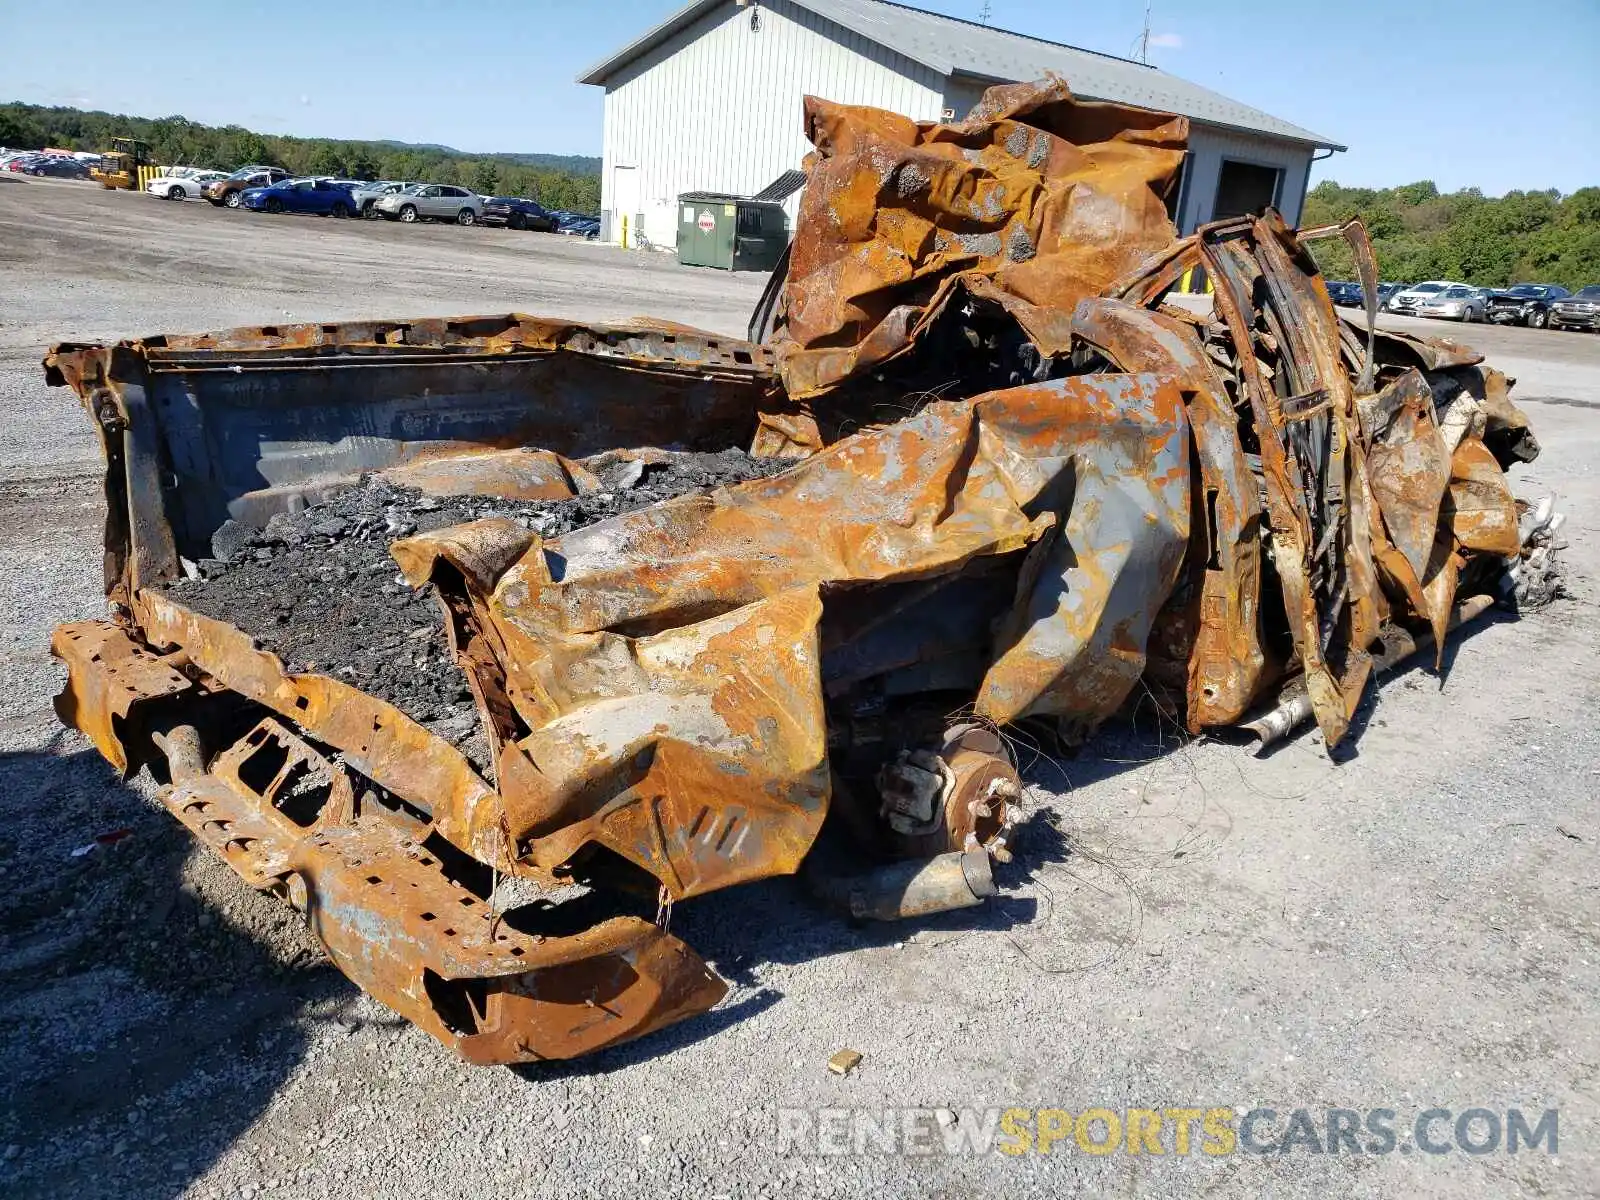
[46,79,1550,1063]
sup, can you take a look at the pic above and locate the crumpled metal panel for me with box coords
[972,375,1191,730]
[43,78,1547,1066]
[1444,438,1522,557]
[772,76,1187,398]
[1068,298,1268,729]
[390,373,1187,896]
[294,818,725,1064]
[379,447,598,502]
[1364,369,1453,582]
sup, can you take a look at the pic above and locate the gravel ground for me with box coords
[1,176,1597,1199]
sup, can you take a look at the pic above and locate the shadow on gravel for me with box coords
[0,737,336,1200]
[1232,608,1519,765]
[509,987,788,1083]
[507,777,1081,1081]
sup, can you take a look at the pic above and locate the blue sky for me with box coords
[3,0,1595,194]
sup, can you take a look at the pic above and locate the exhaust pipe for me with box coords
[1243,594,1496,751]
[810,849,998,922]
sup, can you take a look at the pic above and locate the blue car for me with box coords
[551,209,601,237]
[241,177,358,217]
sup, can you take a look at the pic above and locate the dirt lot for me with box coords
[1,175,1597,1199]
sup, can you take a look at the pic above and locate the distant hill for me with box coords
[493,153,602,174]
[372,138,464,155]
[370,140,597,174]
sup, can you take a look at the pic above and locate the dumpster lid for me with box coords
[751,169,806,203]
[678,190,785,208]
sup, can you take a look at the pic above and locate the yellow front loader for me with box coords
[90,137,156,191]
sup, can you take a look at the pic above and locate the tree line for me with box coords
[1302,179,1600,289]
[0,103,601,213]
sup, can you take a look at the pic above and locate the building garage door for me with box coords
[1213,160,1283,220]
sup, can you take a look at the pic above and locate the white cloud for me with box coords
[299,94,311,106]
[1148,32,1183,48]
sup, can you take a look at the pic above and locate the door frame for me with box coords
[610,164,640,246]
[1211,156,1286,220]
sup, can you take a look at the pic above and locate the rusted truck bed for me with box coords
[44,78,1549,1064]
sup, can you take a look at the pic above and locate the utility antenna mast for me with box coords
[1138,0,1152,63]
[979,1,992,24]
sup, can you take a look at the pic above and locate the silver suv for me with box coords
[349,181,413,218]
[372,183,482,225]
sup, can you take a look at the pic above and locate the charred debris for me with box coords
[44,76,1558,1064]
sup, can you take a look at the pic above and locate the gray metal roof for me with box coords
[579,0,1344,150]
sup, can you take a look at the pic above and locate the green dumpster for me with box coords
[676,191,789,272]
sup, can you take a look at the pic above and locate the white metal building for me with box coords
[579,0,1344,251]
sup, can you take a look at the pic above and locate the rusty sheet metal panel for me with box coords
[43,315,781,594]
[293,819,725,1064]
[1364,369,1452,583]
[972,373,1190,729]
[771,77,1187,398]
[388,373,1186,895]
[379,448,599,502]
[1444,439,1521,557]
[1069,299,1270,728]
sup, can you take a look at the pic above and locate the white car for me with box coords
[1386,280,1468,315]
[147,171,229,201]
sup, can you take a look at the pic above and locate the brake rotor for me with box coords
[876,722,1022,861]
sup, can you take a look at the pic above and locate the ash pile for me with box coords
[163,449,795,769]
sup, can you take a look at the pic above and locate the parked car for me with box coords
[1414,284,1486,322]
[27,157,92,179]
[1386,280,1467,315]
[348,181,413,218]
[1486,284,1570,328]
[241,177,358,217]
[204,166,292,208]
[371,182,482,225]
[551,209,601,237]
[1548,285,1600,332]
[480,196,557,231]
[1325,281,1363,306]
[1375,282,1406,308]
[147,170,229,201]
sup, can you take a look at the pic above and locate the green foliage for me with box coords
[0,101,601,214]
[472,159,500,196]
[1303,179,1600,289]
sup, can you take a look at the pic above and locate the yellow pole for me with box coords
[621,213,629,250]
